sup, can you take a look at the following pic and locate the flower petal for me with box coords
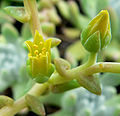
[34,30,44,45]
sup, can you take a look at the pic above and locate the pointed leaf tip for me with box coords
[4,6,30,23]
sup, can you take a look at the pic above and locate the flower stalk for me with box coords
[23,0,43,36]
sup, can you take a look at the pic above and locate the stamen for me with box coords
[33,44,38,49]
[39,53,42,57]
[34,50,39,55]
[42,47,46,51]
[39,42,43,45]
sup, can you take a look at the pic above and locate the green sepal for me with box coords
[83,31,100,52]
[51,47,60,61]
[25,94,45,116]
[0,96,14,108]
[50,80,80,93]
[101,30,111,49]
[33,73,49,83]
[34,64,55,83]
[81,27,90,45]
[26,64,32,77]
[77,74,101,95]
[4,6,30,23]
[48,64,55,77]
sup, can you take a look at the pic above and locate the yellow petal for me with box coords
[88,10,110,39]
[44,39,52,52]
[39,55,48,74]
[31,57,41,76]
[34,30,44,45]
[25,41,34,54]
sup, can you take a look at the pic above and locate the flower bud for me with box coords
[81,10,111,53]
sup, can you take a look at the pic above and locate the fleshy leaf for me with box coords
[4,6,30,23]
[77,74,101,95]
[49,37,61,48]
[25,94,45,116]
[54,58,71,77]
[50,80,80,93]
[2,23,19,43]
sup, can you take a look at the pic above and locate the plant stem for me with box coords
[64,53,97,78]
[75,52,97,71]
[49,53,97,85]
[0,83,48,116]
[81,62,120,75]
[23,0,43,36]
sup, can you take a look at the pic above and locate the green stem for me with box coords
[23,0,43,36]
[81,62,120,75]
[65,52,97,78]
[49,53,97,85]
[0,83,48,116]
[75,52,97,70]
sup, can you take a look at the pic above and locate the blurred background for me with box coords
[0,0,120,116]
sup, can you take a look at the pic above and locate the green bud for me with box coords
[4,7,30,23]
[81,10,111,53]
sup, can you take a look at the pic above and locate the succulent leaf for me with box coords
[4,6,30,23]
[25,94,45,116]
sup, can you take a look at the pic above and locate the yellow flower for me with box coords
[25,30,52,77]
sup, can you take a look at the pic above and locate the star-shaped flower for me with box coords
[25,30,52,78]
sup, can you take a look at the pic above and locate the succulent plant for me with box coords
[50,85,120,116]
[0,23,26,92]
